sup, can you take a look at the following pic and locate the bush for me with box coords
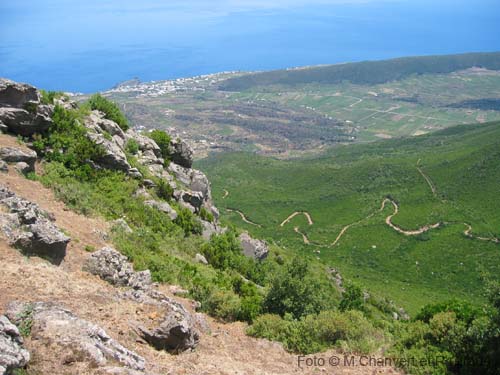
[156,179,173,201]
[248,310,381,354]
[339,281,365,312]
[174,207,203,236]
[263,257,327,319]
[200,206,214,223]
[32,105,104,180]
[125,139,139,154]
[87,94,129,131]
[40,89,66,105]
[148,130,171,159]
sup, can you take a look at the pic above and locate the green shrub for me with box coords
[339,281,365,312]
[174,207,203,236]
[32,105,105,180]
[40,89,66,105]
[125,139,139,154]
[200,206,214,223]
[87,94,129,131]
[264,257,327,319]
[148,130,171,159]
[156,179,173,201]
[248,310,381,354]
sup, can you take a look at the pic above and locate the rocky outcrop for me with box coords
[0,147,37,172]
[144,200,178,220]
[200,220,225,240]
[83,247,152,290]
[0,186,70,264]
[239,232,269,260]
[0,79,53,136]
[0,315,30,375]
[168,138,193,168]
[0,79,39,107]
[84,247,200,353]
[6,302,145,372]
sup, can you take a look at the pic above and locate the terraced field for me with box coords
[197,121,500,314]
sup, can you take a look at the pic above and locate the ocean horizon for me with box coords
[1,0,500,93]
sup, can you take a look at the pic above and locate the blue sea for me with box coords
[1,0,499,93]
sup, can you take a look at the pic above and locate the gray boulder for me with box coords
[0,79,54,136]
[0,315,30,375]
[87,132,132,173]
[0,186,69,264]
[0,79,39,107]
[173,190,204,212]
[0,147,37,171]
[144,200,178,220]
[239,232,269,261]
[14,162,31,174]
[0,105,53,137]
[83,247,152,290]
[138,311,199,353]
[6,302,145,372]
[168,138,193,168]
[0,160,7,172]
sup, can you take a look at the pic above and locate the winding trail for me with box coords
[382,198,441,235]
[226,208,261,227]
[331,197,442,246]
[294,227,310,244]
[463,223,500,243]
[280,211,314,227]
[222,189,229,199]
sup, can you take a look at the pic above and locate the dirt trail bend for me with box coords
[463,223,500,243]
[382,198,441,235]
[280,211,314,227]
[294,227,310,244]
[222,189,229,199]
[226,208,261,227]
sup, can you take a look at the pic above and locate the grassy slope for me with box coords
[219,52,500,90]
[197,121,500,314]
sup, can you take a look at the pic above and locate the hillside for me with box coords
[198,121,500,314]
[218,52,500,90]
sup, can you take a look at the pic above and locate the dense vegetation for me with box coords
[219,52,500,91]
[198,121,500,315]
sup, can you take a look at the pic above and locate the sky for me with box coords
[1,0,499,92]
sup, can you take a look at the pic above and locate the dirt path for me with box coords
[382,198,441,235]
[294,227,310,244]
[463,223,500,243]
[280,211,313,227]
[222,189,229,199]
[226,208,261,227]
[416,160,437,197]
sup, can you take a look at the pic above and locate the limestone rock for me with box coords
[0,79,39,107]
[0,160,7,172]
[0,186,69,264]
[168,138,193,168]
[0,315,30,375]
[83,247,151,290]
[0,147,37,171]
[6,302,145,372]
[239,232,269,261]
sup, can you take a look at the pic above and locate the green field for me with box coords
[197,121,500,314]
